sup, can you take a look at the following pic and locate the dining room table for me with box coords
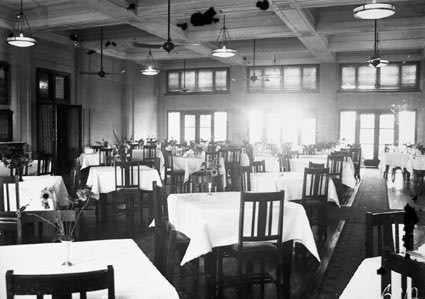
[8,175,70,211]
[85,165,162,196]
[0,238,179,299]
[167,191,320,265]
[249,171,341,207]
[290,155,357,188]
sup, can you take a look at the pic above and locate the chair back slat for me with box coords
[302,168,329,202]
[205,151,220,170]
[0,176,20,213]
[98,148,113,166]
[326,154,344,180]
[251,160,265,173]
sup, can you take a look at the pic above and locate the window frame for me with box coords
[247,64,320,93]
[167,110,228,143]
[166,67,230,95]
[338,62,420,92]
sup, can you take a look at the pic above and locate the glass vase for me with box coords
[61,240,74,266]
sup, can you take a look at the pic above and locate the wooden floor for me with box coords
[5,167,422,299]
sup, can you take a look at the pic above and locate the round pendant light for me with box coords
[353,3,395,20]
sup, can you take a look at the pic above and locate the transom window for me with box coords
[339,62,419,91]
[167,111,227,143]
[167,68,229,94]
[248,65,319,92]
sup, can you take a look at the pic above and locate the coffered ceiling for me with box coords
[1,0,424,67]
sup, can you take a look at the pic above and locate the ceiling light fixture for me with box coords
[353,2,395,20]
[141,48,159,75]
[6,0,37,47]
[211,15,236,58]
[367,20,388,68]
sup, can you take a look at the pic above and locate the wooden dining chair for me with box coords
[279,153,290,172]
[0,176,21,245]
[380,247,425,299]
[309,161,325,169]
[190,171,221,193]
[170,171,189,194]
[205,151,220,170]
[251,160,266,173]
[326,154,344,182]
[98,148,113,166]
[302,167,330,242]
[34,153,54,175]
[365,211,405,258]
[6,265,115,299]
[110,161,142,230]
[217,191,285,299]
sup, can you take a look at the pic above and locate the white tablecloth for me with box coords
[250,172,340,207]
[167,192,320,265]
[290,156,356,188]
[5,176,70,211]
[378,152,413,175]
[79,153,100,169]
[86,166,162,195]
[0,239,179,299]
[412,155,425,171]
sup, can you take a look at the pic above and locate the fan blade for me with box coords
[104,70,126,75]
[133,42,162,49]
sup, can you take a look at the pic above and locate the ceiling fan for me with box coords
[132,0,189,53]
[232,39,266,83]
[79,27,125,78]
[367,19,388,68]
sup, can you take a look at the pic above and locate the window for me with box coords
[339,110,417,160]
[167,111,227,143]
[167,68,229,94]
[249,109,316,146]
[248,64,319,92]
[339,62,419,91]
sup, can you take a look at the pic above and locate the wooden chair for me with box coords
[153,183,192,283]
[349,146,362,181]
[380,247,425,299]
[190,171,222,193]
[239,166,251,191]
[20,209,78,243]
[309,161,325,169]
[169,170,188,194]
[0,176,21,245]
[205,151,220,170]
[326,154,344,182]
[110,161,142,229]
[98,148,113,166]
[6,265,115,299]
[224,147,242,166]
[34,153,54,175]
[251,160,266,173]
[142,145,157,164]
[218,191,285,299]
[279,154,290,172]
[365,211,404,258]
[302,167,330,242]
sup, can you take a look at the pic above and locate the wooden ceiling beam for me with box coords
[272,0,412,9]
[269,0,335,62]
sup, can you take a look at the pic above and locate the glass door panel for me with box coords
[378,114,394,154]
[167,112,180,142]
[184,114,196,143]
[360,114,375,159]
[199,114,212,141]
[339,111,356,145]
[399,111,416,145]
[213,112,227,142]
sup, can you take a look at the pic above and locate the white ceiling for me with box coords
[1,0,424,67]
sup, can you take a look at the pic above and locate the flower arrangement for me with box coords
[2,148,32,170]
[41,187,55,209]
[18,186,99,242]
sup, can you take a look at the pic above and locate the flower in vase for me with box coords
[40,187,54,209]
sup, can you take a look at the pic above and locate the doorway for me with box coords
[36,68,82,175]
